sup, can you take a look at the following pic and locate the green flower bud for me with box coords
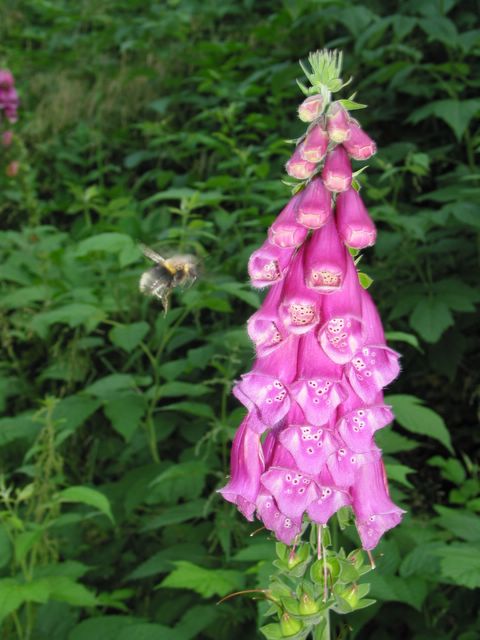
[280,613,303,637]
[298,592,320,616]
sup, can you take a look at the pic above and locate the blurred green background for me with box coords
[0,0,479,638]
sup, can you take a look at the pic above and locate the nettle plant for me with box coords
[219,50,405,639]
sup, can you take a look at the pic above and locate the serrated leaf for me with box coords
[56,486,114,523]
[158,561,245,598]
[109,322,149,352]
[387,394,452,453]
[410,298,453,343]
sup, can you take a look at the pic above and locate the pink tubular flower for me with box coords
[343,120,377,160]
[304,216,346,293]
[327,102,350,143]
[0,70,14,89]
[317,256,364,364]
[290,331,347,426]
[268,194,308,248]
[296,177,332,229]
[301,123,329,163]
[221,61,404,551]
[322,145,352,192]
[278,245,321,335]
[218,415,265,520]
[6,161,19,177]
[2,130,13,147]
[247,282,287,357]
[336,187,377,249]
[248,239,295,288]
[298,94,323,122]
[286,144,317,179]
[351,459,405,550]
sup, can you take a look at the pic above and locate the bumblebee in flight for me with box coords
[139,244,200,312]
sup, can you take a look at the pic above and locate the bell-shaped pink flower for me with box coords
[304,217,346,293]
[300,123,329,163]
[233,336,299,430]
[256,492,303,544]
[247,283,287,357]
[290,331,347,426]
[296,177,332,229]
[0,70,14,90]
[352,459,405,550]
[327,102,351,143]
[343,121,377,160]
[279,245,321,335]
[298,94,323,122]
[336,187,376,249]
[268,194,308,248]
[2,130,13,147]
[318,255,364,364]
[248,239,295,288]
[336,391,394,453]
[327,445,380,489]
[286,143,317,179]
[346,290,400,403]
[218,415,265,520]
[279,404,340,475]
[322,145,352,192]
[307,468,351,524]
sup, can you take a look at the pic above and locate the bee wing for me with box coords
[139,243,166,265]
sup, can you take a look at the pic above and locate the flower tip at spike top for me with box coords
[222,49,403,552]
[298,93,324,122]
[327,102,351,143]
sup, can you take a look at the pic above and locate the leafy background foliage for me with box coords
[0,0,479,638]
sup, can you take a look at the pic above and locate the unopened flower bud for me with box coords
[300,124,329,162]
[343,121,377,160]
[336,187,376,249]
[298,592,321,615]
[296,177,332,229]
[286,144,317,180]
[6,160,19,177]
[280,612,303,637]
[268,194,308,248]
[1,130,13,147]
[0,69,14,90]
[327,102,351,143]
[322,146,352,192]
[298,93,323,122]
[337,584,359,608]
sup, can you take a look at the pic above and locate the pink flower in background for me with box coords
[2,130,13,147]
[6,160,19,177]
[0,69,19,123]
[220,83,403,551]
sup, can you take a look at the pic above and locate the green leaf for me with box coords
[432,543,480,588]
[30,304,106,338]
[434,506,480,542]
[0,527,12,570]
[156,382,210,398]
[159,402,214,419]
[410,297,454,343]
[358,272,373,289]
[103,392,147,441]
[56,486,114,523]
[408,99,480,141]
[158,561,245,598]
[69,616,141,640]
[339,98,367,111]
[384,331,420,351]
[75,233,139,266]
[140,499,207,530]
[85,374,138,397]
[128,543,206,580]
[174,605,219,640]
[109,322,149,352]
[0,579,24,624]
[47,576,98,607]
[384,463,415,488]
[1,285,52,310]
[366,573,427,611]
[149,462,208,503]
[386,395,453,453]
[52,395,101,436]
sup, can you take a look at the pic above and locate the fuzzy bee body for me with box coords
[139,244,199,312]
